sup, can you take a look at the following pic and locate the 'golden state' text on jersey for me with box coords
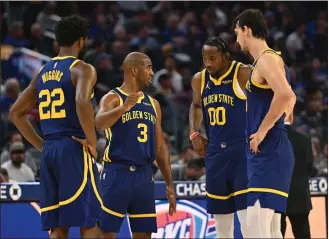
[103,88,157,166]
[201,60,246,151]
[36,56,91,139]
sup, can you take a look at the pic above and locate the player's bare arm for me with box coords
[95,91,141,130]
[72,62,98,157]
[189,72,207,157]
[9,75,44,151]
[250,54,296,153]
[153,99,177,216]
[237,65,252,92]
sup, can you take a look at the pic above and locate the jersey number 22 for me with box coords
[39,88,66,120]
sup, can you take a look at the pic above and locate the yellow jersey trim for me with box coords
[206,188,249,200]
[209,61,236,86]
[232,62,246,100]
[52,56,76,60]
[38,65,45,74]
[87,151,125,218]
[103,128,112,163]
[40,147,89,213]
[128,213,157,218]
[200,69,206,95]
[58,147,89,206]
[117,87,145,103]
[148,95,157,118]
[112,90,123,106]
[248,187,288,197]
[40,204,60,213]
[207,187,288,200]
[251,48,281,90]
[69,59,81,69]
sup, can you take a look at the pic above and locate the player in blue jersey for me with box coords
[9,15,101,238]
[234,9,296,238]
[95,52,176,239]
[189,36,251,238]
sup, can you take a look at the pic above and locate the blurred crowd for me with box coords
[0,1,327,183]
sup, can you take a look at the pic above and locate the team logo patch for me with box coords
[152,200,216,238]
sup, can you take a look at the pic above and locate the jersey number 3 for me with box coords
[208,107,226,126]
[137,123,148,142]
[39,88,66,120]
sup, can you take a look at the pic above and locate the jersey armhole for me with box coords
[200,69,206,95]
[69,59,81,69]
[233,63,247,100]
[148,95,158,118]
[111,90,123,106]
[251,50,280,90]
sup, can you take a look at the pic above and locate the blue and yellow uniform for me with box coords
[36,56,101,230]
[245,49,294,213]
[99,87,158,233]
[201,60,248,214]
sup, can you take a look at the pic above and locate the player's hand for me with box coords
[191,135,208,157]
[166,185,176,216]
[72,136,98,159]
[123,92,143,111]
[249,131,267,154]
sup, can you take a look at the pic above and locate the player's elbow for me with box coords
[278,90,296,106]
[75,95,89,106]
[8,107,20,123]
[94,117,103,131]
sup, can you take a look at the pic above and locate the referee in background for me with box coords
[281,113,313,239]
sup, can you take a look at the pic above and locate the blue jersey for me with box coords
[201,60,246,150]
[245,49,291,137]
[36,56,87,140]
[103,88,157,166]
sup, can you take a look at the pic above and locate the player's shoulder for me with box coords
[70,60,95,74]
[191,70,204,86]
[258,51,283,68]
[145,93,159,106]
[237,63,252,75]
[193,70,204,79]
[101,90,120,103]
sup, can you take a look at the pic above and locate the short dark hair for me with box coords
[233,9,267,40]
[55,15,89,47]
[204,36,230,55]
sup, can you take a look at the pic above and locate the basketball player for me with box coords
[95,52,176,239]
[233,9,296,238]
[9,16,101,238]
[189,36,251,238]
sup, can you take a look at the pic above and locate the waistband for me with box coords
[103,162,151,172]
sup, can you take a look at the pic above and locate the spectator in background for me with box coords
[295,90,324,135]
[108,3,126,32]
[88,14,112,41]
[1,132,37,174]
[153,72,177,136]
[0,78,21,115]
[36,2,58,32]
[163,14,187,45]
[0,168,15,182]
[152,55,183,93]
[29,23,47,54]
[281,114,313,239]
[314,143,328,177]
[83,40,106,66]
[172,145,198,165]
[131,25,159,53]
[3,21,30,48]
[155,157,205,181]
[1,142,35,182]
[286,23,307,60]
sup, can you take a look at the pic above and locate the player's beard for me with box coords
[78,43,87,59]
